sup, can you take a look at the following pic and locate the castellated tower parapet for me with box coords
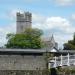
[16,12,32,34]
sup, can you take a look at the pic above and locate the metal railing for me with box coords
[49,54,75,68]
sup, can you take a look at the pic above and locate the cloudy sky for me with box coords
[0,0,75,48]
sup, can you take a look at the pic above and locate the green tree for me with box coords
[63,33,75,50]
[5,28,43,49]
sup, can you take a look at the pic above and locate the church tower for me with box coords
[16,12,32,34]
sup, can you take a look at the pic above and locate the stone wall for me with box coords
[0,55,46,70]
[0,70,49,75]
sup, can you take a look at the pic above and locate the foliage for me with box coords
[5,28,43,49]
[57,67,75,75]
[63,33,75,50]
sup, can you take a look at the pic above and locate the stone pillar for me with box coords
[67,53,70,66]
[60,54,62,66]
[54,56,56,68]
[48,63,50,69]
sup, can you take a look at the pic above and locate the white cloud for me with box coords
[33,16,75,34]
[55,0,75,6]
[32,13,47,29]
[54,34,73,48]
[1,10,75,48]
[32,13,46,23]
[0,23,16,47]
[72,14,75,20]
[32,14,75,47]
[47,17,75,34]
[7,9,24,21]
[46,17,70,29]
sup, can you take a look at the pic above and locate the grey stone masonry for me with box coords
[0,55,46,70]
[0,49,46,70]
[16,12,32,34]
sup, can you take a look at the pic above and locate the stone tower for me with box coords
[16,12,32,34]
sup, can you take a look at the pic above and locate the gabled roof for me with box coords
[50,47,59,52]
[50,48,57,52]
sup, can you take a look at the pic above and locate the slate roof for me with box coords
[0,48,75,55]
[0,49,51,55]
